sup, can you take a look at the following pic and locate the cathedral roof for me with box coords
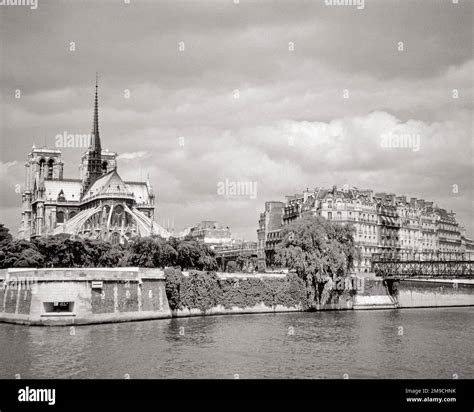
[42,172,152,205]
[81,169,130,200]
[126,182,152,205]
[44,179,82,202]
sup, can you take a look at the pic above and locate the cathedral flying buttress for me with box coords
[18,79,170,244]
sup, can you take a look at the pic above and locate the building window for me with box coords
[47,159,54,179]
[39,158,46,176]
[111,232,120,245]
[56,211,65,224]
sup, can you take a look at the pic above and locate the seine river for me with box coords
[0,308,472,379]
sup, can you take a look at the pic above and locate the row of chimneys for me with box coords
[285,185,441,211]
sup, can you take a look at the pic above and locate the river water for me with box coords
[0,308,472,379]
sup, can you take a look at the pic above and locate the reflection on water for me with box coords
[0,308,472,379]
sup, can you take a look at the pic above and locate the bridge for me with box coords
[371,252,474,279]
[213,244,258,271]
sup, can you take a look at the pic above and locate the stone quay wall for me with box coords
[395,278,474,308]
[0,268,171,326]
[0,268,472,326]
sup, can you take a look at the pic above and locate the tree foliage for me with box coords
[0,224,13,244]
[0,239,44,268]
[275,216,359,306]
[123,237,177,268]
[0,233,218,271]
[30,236,125,268]
[176,240,218,271]
[226,260,238,273]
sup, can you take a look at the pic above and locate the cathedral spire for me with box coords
[92,72,101,151]
[83,74,103,195]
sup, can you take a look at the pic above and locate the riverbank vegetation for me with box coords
[0,216,359,309]
[274,216,359,308]
[0,231,218,271]
[164,268,308,312]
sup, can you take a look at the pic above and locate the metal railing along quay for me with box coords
[371,252,474,279]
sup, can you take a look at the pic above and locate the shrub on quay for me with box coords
[164,269,308,312]
[163,267,186,310]
[180,271,221,311]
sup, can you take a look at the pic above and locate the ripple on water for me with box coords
[0,308,472,378]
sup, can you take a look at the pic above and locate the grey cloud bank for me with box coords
[0,0,472,240]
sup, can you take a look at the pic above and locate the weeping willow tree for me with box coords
[275,215,360,308]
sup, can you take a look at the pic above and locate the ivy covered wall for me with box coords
[164,268,308,312]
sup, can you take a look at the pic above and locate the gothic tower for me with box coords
[19,146,63,239]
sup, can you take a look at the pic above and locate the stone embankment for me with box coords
[0,268,472,325]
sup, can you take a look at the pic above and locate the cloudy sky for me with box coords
[0,0,472,240]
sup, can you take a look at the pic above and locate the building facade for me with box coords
[18,80,169,244]
[257,185,471,272]
[180,220,232,246]
[257,201,284,270]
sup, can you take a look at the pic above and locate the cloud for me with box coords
[0,1,472,240]
[118,151,149,161]
[0,161,18,174]
[0,161,23,212]
[110,110,472,239]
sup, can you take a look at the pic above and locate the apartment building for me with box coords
[257,185,469,272]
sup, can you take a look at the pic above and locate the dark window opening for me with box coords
[56,211,65,224]
[47,159,54,179]
[43,302,74,313]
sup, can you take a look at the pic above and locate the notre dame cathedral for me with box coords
[18,79,170,244]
